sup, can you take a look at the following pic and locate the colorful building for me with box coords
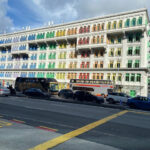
[0,8,150,97]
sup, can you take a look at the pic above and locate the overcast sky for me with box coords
[0,0,150,33]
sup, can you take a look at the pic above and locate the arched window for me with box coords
[60,30,63,36]
[82,27,84,33]
[93,24,97,32]
[67,29,70,35]
[101,23,105,30]
[137,17,142,25]
[87,37,89,44]
[101,35,104,43]
[70,28,73,35]
[83,38,86,44]
[63,30,65,36]
[75,28,77,34]
[79,27,82,34]
[78,38,82,45]
[131,18,136,26]
[125,19,130,27]
[113,21,117,29]
[97,36,100,44]
[118,20,122,28]
[93,36,96,44]
[84,26,86,33]
[87,25,90,32]
[97,24,101,31]
[107,22,111,30]
[73,28,75,35]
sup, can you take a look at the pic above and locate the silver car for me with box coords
[0,87,10,96]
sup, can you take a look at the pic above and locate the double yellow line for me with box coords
[29,110,128,150]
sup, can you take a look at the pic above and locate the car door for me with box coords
[119,93,128,103]
[114,93,120,102]
[139,97,150,110]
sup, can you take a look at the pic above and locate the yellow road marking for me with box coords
[0,120,12,126]
[29,110,128,150]
[129,110,150,116]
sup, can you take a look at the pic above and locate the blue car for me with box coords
[127,96,150,110]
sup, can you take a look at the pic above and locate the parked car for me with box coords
[106,92,130,104]
[127,96,150,110]
[58,89,73,99]
[0,87,10,96]
[73,90,104,103]
[24,88,50,99]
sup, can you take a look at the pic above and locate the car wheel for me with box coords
[129,103,136,108]
[108,98,115,104]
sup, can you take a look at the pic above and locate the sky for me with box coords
[0,0,150,34]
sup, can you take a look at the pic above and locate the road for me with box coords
[0,96,150,150]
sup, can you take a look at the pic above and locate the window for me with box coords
[109,48,114,57]
[86,62,90,68]
[112,73,116,81]
[97,24,100,31]
[84,26,86,33]
[100,61,103,68]
[107,22,111,30]
[116,48,121,56]
[97,36,100,44]
[134,60,140,68]
[118,73,122,81]
[101,73,104,80]
[135,33,141,42]
[125,19,130,27]
[117,38,122,44]
[134,47,140,55]
[136,74,141,82]
[125,73,130,81]
[93,73,96,80]
[131,73,135,82]
[94,61,98,68]
[116,61,121,68]
[101,23,105,30]
[131,18,136,26]
[113,21,117,29]
[107,73,111,80]
[93,24,96,32]
[92,36,96,44]
[118,20,122,28]
[127,60,132,68]
[137,17,142,25]
[128,47,133,55]
[109,61,114,68]
[128,35,133,42]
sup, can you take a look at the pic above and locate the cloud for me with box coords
[0,0,13,34]
[28,0,150,24]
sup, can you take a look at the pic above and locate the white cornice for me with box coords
[0,8,148,38]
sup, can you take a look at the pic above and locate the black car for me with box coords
[73,90,104,103]
[58,89,73,99]
[24,88,50,99]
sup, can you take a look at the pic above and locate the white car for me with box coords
[0,87,10,96]
[106,92,130,104]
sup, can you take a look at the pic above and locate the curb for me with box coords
[50,97,127,110]
[9,95,128,110]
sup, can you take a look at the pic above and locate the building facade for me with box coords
[0,8,150,97]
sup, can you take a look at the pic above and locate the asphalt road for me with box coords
[0,96,150,150]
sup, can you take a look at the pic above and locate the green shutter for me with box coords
[148,42,150,48]
[130,90,136,97]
